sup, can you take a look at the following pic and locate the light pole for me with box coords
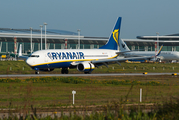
[40,25,43,50]
[44,22,47,50]
[156,32,159,51]
[77,29,80,49]
[30,27,32,53]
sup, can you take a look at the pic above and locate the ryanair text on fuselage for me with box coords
[47,52,85,60]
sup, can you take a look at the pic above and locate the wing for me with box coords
[91,56,154,67]
[18,55,29,60]
[116,51,131,55]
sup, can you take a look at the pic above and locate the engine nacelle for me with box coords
[150,56,163,62]
[77,62,95,73]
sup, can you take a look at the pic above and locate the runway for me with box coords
[0,73,178,77]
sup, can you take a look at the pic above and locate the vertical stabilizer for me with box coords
[156,45,163,56]
[18,44,28,60]
[18,44,22,56]
[119,38,130,52]
[99,17,122,50]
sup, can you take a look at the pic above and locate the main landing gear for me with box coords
[61,68,69,74]
[34,68,69,74]
[35,71,39,74]
[84,71,91,74]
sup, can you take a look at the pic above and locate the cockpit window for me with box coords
[29,55,39,57]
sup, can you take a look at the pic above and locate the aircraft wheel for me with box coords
[65,69,69,74]
[35,71,39,74]
[61,68,69,74]
[84,72,91,74]
[157,58,161,62]
[61,69,65,74]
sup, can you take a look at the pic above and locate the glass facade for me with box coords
[127,45,177,52]
[0,42,104,55]
[176,46,179,51]
[0,41,179,57]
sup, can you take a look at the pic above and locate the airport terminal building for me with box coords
[0,28,179,58]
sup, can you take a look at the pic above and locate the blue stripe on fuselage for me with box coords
[32,62,72,69]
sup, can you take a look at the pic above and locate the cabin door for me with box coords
[44,53,48,62]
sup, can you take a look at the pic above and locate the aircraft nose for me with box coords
[26,58,33,66]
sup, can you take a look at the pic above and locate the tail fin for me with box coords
[156,45,163,56]
[99,17,122,50]
[18,44,22,56]
[119,38,130,52]
[18,44,28,60]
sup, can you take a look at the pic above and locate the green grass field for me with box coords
[0,61,179,74]
[0,75,178,108]
[0,61,178,108]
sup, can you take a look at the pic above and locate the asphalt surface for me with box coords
[0,73,178,77]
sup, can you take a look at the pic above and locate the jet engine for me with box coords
[77,62,95,73]
[149,56,163,62]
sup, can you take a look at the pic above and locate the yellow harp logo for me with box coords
[112,29,119,45]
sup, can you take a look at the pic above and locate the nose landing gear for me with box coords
[61,68,69,74]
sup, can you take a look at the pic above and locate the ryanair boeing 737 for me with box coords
[19,17,154,74]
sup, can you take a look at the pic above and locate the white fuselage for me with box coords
[123,51,179,61]
[26,49,118,68]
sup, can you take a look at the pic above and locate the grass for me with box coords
[0,76,178,108]
[0,61,179,119]
[0,76,179,119]
[2,100,179,119]
[0,76,178,119]
[0,61,179,74]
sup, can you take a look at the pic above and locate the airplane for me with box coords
[19,17,154,74]
[118,38,179,62]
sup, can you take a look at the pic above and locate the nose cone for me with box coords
[26,58,33,66]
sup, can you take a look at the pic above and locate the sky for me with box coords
[0,0,179,39]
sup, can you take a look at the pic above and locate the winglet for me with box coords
[156,45,163,56]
